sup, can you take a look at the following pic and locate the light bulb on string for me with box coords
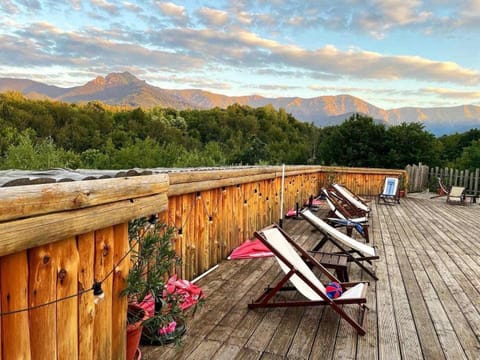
[93,281,105,305]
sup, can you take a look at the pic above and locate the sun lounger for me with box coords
[299,208,378,280]
[249,224,369,335]
[322,188,370,242]
[446,186,465,204]
[378,177,400,204]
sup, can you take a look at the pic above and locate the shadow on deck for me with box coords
[142,194,480,360]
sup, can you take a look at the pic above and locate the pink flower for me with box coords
[158,321,177,335]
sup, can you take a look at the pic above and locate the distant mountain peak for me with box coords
[85,72,144,89]
[105,72,144,86]
[0,73,479,135]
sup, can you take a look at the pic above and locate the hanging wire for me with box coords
[0,219,146,317]
[177,194,197,236]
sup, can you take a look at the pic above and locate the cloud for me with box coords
[2,22,203,71]
[423,87,480,99]
[122,1,143,14]
[155,1,189,24]
[149,26,479,85]
[196,7,229,27]
[90,0,118,14]
[0,1,20,14]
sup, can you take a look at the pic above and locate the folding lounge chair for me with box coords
[331,183,370,217]
[249,224,369,335]
[322,188,370,242]
[299,208,378,280]
[378,177,400,204]
[446,186,465,204]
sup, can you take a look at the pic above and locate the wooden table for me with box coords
[310,251,349,282]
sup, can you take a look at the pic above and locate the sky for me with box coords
[1,0,480,109]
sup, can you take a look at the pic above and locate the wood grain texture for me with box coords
[28,244,56,360]
[0,193,167,257]
[0,174,168,222]
[1,252,32,360]
[93,227,114,360]
[78,232,95,360]
[56,237,79,360]
[111,223,129,360]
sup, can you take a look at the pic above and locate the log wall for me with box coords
[0,165,404,358]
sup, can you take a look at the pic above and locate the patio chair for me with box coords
[299,208,378,280]
[249,224,369,335]
[322,188,370,242]
[446,186,465,205]
[331,183,370,217]
[378,177,400,204]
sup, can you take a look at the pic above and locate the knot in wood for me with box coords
[58,268,67,282]
[102,244,110,256]
[43,255,51,264]
[73,192,89,207]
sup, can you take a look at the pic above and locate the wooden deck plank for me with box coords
[374,204,402,360]
[387,203,448,359]
[397,200,480,359]
[142,195,480,360]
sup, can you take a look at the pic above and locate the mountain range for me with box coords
[1,71,479,135]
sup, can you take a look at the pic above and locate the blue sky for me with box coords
[1,0,479,109]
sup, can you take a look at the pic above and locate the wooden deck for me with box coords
[142,194,480,359]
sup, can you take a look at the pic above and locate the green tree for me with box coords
[2,130,79,169]
[454,140,480,169]
[385,122,439,168]
[317,114,387,167]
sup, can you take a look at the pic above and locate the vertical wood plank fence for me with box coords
[0,165,405,359]
[406,163,480,195]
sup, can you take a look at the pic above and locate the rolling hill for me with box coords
[1,72,479,135]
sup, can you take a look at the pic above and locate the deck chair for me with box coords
[378,177,400,204]
[446,186,465,204]
[322,188,370,242]
[249,224,369,335]
[299,208,378,280]
[331,183,370,217]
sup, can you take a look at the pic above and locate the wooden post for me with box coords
[93,227,114,360]
[28,244,56,360]
[1,252,31,359]
[474,168,479,196]
[112,223,129,360]
[56,237,79,360]
[78,232,95,360]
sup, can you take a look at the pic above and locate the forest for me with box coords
[0,92,479,171]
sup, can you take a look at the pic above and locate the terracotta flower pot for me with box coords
[127,304,147,360]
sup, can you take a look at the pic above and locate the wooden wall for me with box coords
[0,165,405,358]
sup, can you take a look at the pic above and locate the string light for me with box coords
[0,214,153,317]
[93,282,105,304]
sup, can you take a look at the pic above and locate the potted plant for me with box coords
[122,216,204,356]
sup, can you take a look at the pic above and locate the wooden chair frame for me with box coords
[322,188,370,242]
[248,224,368,335]
[378,176,400,204]
[330,183,370,217]
[300,208,378,280]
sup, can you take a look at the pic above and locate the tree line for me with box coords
[0,92,479,170]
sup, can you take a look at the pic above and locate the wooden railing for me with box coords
[0,165,405,359]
